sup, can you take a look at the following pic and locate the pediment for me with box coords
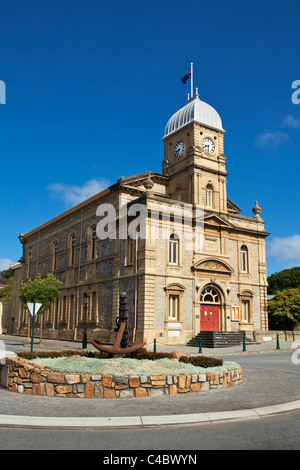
[193,257,234,274]
[118,172,168,188]
[204,214,233,228]
[227,199,242,214]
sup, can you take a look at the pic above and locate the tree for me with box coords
[0,284,12,301]
[0,276,13,301]
[19,273,63,314]
[267,267,300,295]
[19,273,63,345]
[268,288,300,330]
[0,267,14,280]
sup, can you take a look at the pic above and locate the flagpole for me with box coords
[191,62,193,98]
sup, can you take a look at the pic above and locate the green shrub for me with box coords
[17,350,111,361]
[18,349,223,369]
[135,348,174,361]
[179,355,223,368]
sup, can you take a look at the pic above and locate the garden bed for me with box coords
[4,350,243,399]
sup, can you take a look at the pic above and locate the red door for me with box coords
[200,305,220,331]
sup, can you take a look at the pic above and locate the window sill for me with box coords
[164,320,182,326]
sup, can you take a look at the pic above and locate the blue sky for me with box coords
[0,0,299,276]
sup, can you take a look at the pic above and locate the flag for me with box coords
[181,71,191,84]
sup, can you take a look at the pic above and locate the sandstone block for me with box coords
[102,375,113,387]
[150,375,166,381]
[45,383,54,397]
[84,382,94,398]
[151,380,166,386]
[171,350,189,360]
[178,375,186,388]
[94,383,103,398]
[31,372,44,383]
[47,372,65,383]
[37,384,45,396]
[119,389,134,398]
[65,374,81,384]
[200,382,209,392]
[129,376,140,388]
[18,368,27,379]
[81,374,92,384]
[114,376,128,385]
[191,383,201,392]
[177,388,190,393]
[55,385,72,394]
[148,388,165,397]
[135,387,147,398]
[104,388,116,398]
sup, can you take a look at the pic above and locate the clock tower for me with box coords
[162,91,227,213]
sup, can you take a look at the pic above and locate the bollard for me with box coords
[243,335,246,352]
[276,334,280,350]
[153,338,157,352]
[199,337,202,354]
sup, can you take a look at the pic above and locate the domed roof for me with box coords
[163,94,224,139]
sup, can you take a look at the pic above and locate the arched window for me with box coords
[206,185,213,208]
[200,286,220,304]
[240,245,248,273]
[175,185,182,201]
[169,234,179,265]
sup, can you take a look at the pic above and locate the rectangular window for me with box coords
[169,295,179,320]
[241,300,250,323]
[26,252,32,278]
[91,292,97,322]
[70,235,76,266]
[69,295,74,329]
[232,306,240,321]
[91,226,97,260]
[126,237,135,265]
[62,296,67,322]
[53,242,58,270]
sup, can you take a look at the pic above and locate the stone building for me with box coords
[11,91,270,345]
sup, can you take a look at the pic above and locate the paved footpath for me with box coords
[0,334,300,429]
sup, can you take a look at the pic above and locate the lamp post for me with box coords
[82,293,89,349]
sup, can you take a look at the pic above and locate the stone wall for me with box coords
[5,357,243,399]
[0,301,12,334]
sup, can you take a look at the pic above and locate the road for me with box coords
[0,411,299,451]
[220,351,300,373]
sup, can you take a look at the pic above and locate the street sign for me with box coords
[27,303,42,317]
[27,303,42,352]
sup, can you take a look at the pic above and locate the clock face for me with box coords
[202,138,215,154]
[174,141,184,158]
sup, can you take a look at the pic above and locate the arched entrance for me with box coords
[200,286,221,331]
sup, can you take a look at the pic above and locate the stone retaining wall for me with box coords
[4,357,243,398]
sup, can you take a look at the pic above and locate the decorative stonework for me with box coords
[4,357,243,399]
[193,258,234,274]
